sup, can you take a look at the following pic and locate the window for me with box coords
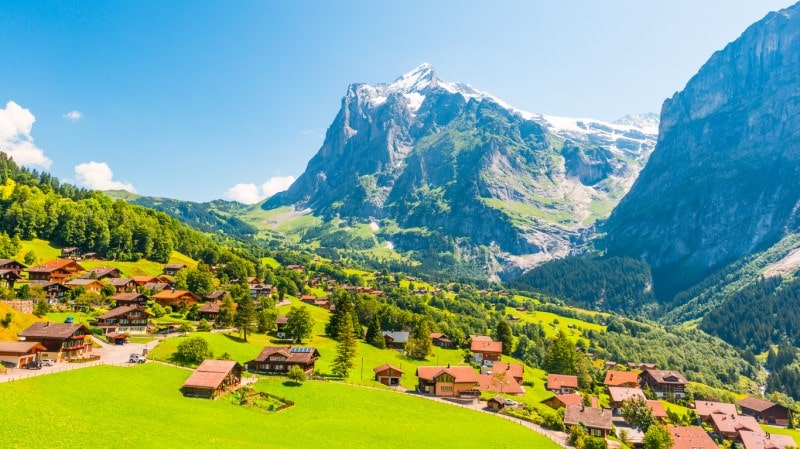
[274,364,284,371]
[440,386,453,393]
[591,429,602,437]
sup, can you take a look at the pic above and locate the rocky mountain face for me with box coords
[603,3,800,297]
[266,64,657,278]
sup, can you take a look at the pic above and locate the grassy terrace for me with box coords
[0,364,560,448]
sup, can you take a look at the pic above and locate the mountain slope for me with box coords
[602,3,800,298]
[265,64,657,279]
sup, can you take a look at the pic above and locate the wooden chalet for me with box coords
[162,264,187,276]
[547,374,579,394]
[491,361,524,384]
[275,315,288,339]
[27,259,85,284]
[79,266,121,280]
[112,292,148,308]
[60,247,80,259]
[18,322,93,361]
[203,290,229,303]
[151,289,200,308]
[198,302,221,321]
[488,396,509,412]
[430,332,454,348]
[695,401,738,422]
[373,363,404,386]
[641,368,688,399]
[604,370,640,388]
[65,278,105,294]
[249,284,274,299]
[246,346,320,377]
[542,393,598,410]
[0,259,25,288]
[30,281,70,303]
[0,341,47,368]
[710,412,761,440]
[182,360,243,399]
[668,426,719,449]
[132,275,164,286]
[105,278,138,294]
[416,365,479,397]
[607,387,646,415]
[95,306,151,335]
[739,430,796,449]
[564,405,612,438]
[382,331,409,349]
[144,281,172,292]
[738,397,791,425]
[470,338,502,365]
[81,252,102,261]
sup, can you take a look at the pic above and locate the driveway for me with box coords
[0,337,163,383]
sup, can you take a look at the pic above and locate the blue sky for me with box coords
[0,0,795,202]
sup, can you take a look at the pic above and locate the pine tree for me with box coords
[543,330,577,374]
[495,319,514,355]
[234,296,257,342]
[366,314,385,349]
[332,312,357,378]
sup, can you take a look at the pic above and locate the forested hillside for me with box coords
[0,153,258,278]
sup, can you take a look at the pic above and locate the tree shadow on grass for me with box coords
[282,380,303,387]
[220,333,246,344]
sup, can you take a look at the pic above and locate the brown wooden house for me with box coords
[709,412,760,440]
[382,331,409,349]
[30,281,70,303]
[542,393,598,410]
[18,322,93,361]
[203,290,229,303]
[95,306,151,335]
[416,365,480,397]
[112,292,149,308]
[182,360,243,399]
[430,332,453,348]
[105,278,138,294]
[564,405,613,438]
[246,346,320,377]
[249,284,274,299]
[607,387,646,415]
[470,338,502,365]
[65,278,105,294]
[0,259,25,288]
[151,289,200,309]
[275,315,288,339]
[79,266,121,280]
[198,302,221,321]
[0,341,47,368]
[163,264,187,276]
[738,396,791,425]
[373,363,404,386]
[695,401,738,423]
[641,369,688,399]
[27,260,85,284]
[604,370,640,388]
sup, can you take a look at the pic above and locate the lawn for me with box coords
[0,302,43,341]
[0,364,560,448]
[505,307,605,345]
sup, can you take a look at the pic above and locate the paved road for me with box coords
[0,337,162,383]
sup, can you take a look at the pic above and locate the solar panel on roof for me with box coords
[291,347,312,353]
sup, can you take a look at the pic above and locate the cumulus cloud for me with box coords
[0,101,52,168]
[74,161,137,193]
[224,175,296,204]
[63,110,82,121]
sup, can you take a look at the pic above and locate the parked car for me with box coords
[1,360,15,369]
[24,361,42,370]
[40,359,55,366]
[129,354,146,364]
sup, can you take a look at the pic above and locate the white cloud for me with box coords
[63,110,82,121]
[74,161,137,193]
[0,101,52,168]
[224,175,296,204]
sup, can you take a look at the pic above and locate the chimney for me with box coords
[447,363,450,368]
[44,322,49,327]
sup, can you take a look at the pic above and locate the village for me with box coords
[0,250,797,449]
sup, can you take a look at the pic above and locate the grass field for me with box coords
[0,364,560,448]
[0,302,43,341]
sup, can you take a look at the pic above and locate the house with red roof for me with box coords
[27,259,85,284]
[181,360,243,399]
[739,430,796,449]
[373,364,404,386]
[668,426,719,449]
[604,370,640,388]
[547,374,579,394]
[470,337,502,365]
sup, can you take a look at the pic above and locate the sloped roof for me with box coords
[608,387,646,403]
[740,430,796,449]
[646,400,668,418]
[97,306,150,319]
[27,259,84,273]
[668,426,719,449]
[373,363,404,374]
[382,331,409,343]
[491,362,524,379]
[564,405,612,431]
[604,370,640,386]
[112,292,148,301]
[695,401,737,417]
[738,396,783,413]
[19,322,89,339]
[65,278,104,287]
[182,360,240,390]
[152,290,200,300]
[79,267,120,278]
[0,341,47,354]
[643,369,688,385]
[0,259,26,268]
[470,339,502,353]
[416,365,478,383]
[106,278,135,286]
[198,303,220,313]
[547,373,578,390]
[250,346,320,364]
[710,412,760,435]
[478,372,525,395]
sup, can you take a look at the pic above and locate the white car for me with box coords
[40,359,55,366]
[129,354,146,364]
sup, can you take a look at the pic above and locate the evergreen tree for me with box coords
[543,330,577,374]
[366,314,385,349]
[234,296,257,342]
[332,311,357,378]
[495,319,514,355]
[407,320,432,359]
